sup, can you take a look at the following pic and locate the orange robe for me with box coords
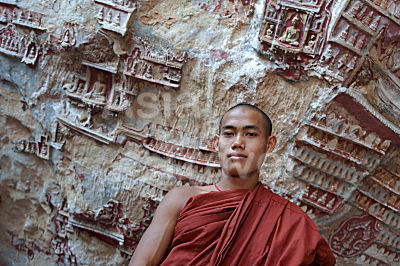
[160,183,336,265]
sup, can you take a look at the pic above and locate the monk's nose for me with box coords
[232,135,245,149]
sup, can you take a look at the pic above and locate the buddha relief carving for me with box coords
[279,14,302,46]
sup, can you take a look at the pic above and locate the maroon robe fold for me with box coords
[160,183,336,265]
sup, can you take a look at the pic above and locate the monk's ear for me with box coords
[214,135,220,152]
[265,136,276,153]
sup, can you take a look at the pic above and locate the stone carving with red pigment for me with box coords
[259,0,333,81]
[51,151,213,258]
[51,198,158,257]
[0,23,41,65]
[0,1,65,67]
[56,94,221,167]
[57,34,190,152]
[329,214,379,257]
[290,92,400,264]
[10,233,52,261]
[321,0,400,87]
[142,137,219,168]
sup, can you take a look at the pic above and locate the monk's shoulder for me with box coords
[165,185,196,202]
[164,185,207,212]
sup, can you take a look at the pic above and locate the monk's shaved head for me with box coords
[219,103,272,137]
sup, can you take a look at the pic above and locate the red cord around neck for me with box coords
[214,183,222,191]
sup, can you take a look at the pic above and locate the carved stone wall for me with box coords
[0,0,399,265]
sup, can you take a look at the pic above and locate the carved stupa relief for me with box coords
[59,23,77,48]
[321,0,400,83]
[11,8,45,31]
[259,0,333,81]
[290,92,400,263]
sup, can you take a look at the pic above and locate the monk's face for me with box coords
[217,107,276,179]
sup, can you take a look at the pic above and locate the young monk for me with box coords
[129,104,336,265]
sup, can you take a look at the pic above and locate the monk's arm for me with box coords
[129,187,188,266]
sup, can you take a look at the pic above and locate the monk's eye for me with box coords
[222,132,233,136]
[247,132,257,137]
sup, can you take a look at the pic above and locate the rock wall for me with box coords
[0,0,399,265]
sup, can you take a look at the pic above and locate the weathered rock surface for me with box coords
[1,0,400,265]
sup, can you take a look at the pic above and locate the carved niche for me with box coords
[94,0,136,36]
[290,92,400,264]
[21,30,39,65]
[123,37,188,89]
[59,23,77,48]
[0,2,14,24]
[0,3,44,66]
[0,24,24,58]
[259,0,333,81]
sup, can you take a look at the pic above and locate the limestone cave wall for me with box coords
[0,0,399,265]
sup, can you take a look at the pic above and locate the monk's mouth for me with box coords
[228,154,247,159]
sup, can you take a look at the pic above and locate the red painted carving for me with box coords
[370,167,400,194]
[322,0,400,95]
[359,177,400,211]
[375,229,400,262]
[301,185,344,214]
[142,137,220,168]
[10,233,52,260]
[52,198,158,256]
[50,237,77,265]
[47,194,78,265]
[309,109,391,154]
[199,135,218,153]
[329,214,379,257]
[354,190,400,230]
[291,90,400,234]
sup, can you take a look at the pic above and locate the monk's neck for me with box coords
[217,174,259,191]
